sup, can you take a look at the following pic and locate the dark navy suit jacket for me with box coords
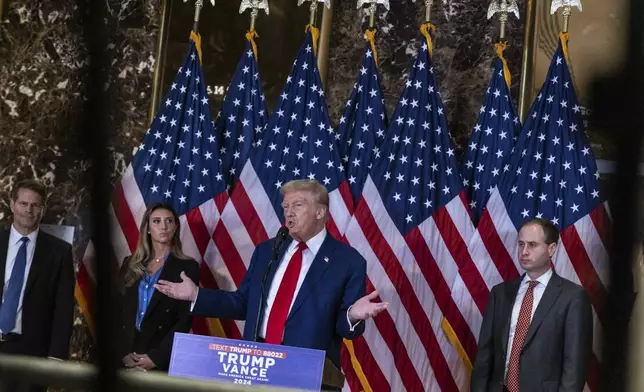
[192,232,367,369]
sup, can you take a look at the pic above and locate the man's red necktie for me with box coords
[265,242,307,344]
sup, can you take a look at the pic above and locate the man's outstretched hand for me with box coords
[348,291,388,323]
[155,271,198,302]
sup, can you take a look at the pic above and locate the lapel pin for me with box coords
[324,256,329,263]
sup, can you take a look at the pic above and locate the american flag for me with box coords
[460,56,520,225]
[213,29,355,340]
[213,39,268,188]
[452,36,610,392]
[337,42,388,204]
[334,40,391,392]
[344,30,484,391]
[76,33,236,339]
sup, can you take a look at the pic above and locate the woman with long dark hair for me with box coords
[114,203,200,371]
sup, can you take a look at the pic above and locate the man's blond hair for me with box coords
[280,179,329,207]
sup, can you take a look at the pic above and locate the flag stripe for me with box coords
[353,197,458,392]
[589,204,611,251]
[230,180,270,246]
[202,237,245,334]
[214,191,229,214]
[331,181,354,233]
[574,214,609,289]
[213,222,249,286]
[184,204,245,338]
[186,207,212,256]
[559,226,608,325]
[197,198,220,237]
[405,227,478,362]
[364,294,422,391]
[109,206,131,265]
[325,213,343,242]
[477,207,519,281]
[346,212,429,391]
[121,166,147,226]
[220,201,260,270]
[435,199,489,313]
[238,161,281,239]
[113,184,140,253]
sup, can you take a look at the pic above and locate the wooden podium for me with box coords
[321,357,345,389]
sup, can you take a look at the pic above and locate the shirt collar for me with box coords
[10,224,39,246]
[292,228,327,257]
[522,267,553,287]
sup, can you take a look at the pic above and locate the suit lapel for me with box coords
[0,230,9,298]
[522,274,562,350]
[142,255,176,323]
[24,231,49,298]
[501,278,522,356]
[287,235,336,320]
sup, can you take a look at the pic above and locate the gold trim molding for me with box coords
[148,0,172,123]
[317,0,333,90]
[517,0,537,122]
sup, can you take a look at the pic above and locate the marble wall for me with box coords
[326,0,525,154]
[0,0,161,363]
[0,0,525,367]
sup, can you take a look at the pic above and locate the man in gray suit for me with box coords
[470,218,593,392]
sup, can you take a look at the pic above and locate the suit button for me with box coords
[165,309,170,313]
[158,325,163,329]
[122,326,126,330]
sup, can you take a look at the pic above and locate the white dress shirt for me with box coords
[1,225,39,334]
[504,268,553,376]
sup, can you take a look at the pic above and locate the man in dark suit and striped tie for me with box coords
[0,180,75,392]
[470,218,593,392]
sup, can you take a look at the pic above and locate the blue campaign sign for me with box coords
[169,333,326,391]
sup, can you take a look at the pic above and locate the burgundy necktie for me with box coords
[505,280,538,392]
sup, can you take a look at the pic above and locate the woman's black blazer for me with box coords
[114,253,200,370]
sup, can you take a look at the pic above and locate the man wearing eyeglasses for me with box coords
[0,180,75,392]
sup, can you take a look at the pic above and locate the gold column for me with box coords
[148,0,172,123]
[517,0,537,121]
[317,0,334,90]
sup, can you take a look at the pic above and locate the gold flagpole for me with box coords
[318,0,334,89]
[148,0,172,123]
[517,0,536,121]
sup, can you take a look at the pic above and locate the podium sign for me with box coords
[169,333,326,391]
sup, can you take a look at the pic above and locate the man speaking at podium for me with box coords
[156,179,387,390]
